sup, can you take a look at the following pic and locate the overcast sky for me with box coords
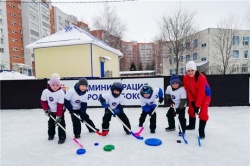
[52,0,250,43]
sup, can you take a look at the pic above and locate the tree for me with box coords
[211,15,241,75]
[146,63,151,70]
[92,3,126,46]
[159,4,197,75]
[138,62,143,71]
[246,6,250,29]
[130,62,136,71]
[119,55,128,71]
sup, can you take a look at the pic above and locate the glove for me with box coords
[101,102,109,108]
[55,116,61,125]
[191,101,200,114]
[168,98,175,106]
[158,97,164,104]
[113,108,120,117]
[176,108,181,114]
[45,110,50,117]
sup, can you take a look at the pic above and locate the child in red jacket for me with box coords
[183,61,211,139]
[41,73,66,144]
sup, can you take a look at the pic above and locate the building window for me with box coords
[242,64,248,73]
[243,37,249,45]
[233,50,239,58]
[0,39,3,44]
[193,53,198,60]
[186,42,190,50]
[169,69,173,75]
[169,58,172,65]
[30,29,39,37]
[193,39,198,48]
[13,56,19,59]
[0,48,4,53]
[232,64,239,73]
[13,47,18,51]
[201,43,206,48]
[12,30,17,34]
[10,12,16,17]
[233,36,240,45]
[243,50,248,58]
[12,39,17,43]
[168,47,172,54]
[180,55,183,62]
[179,68,184,75]
[0,19,2,25]
[186,54,190,62]
[201,57,206,61]
[10,21,17,26]
[10,4,15,8]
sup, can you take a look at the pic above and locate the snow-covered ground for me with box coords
[1,107,249,166]
[0,71,35,80]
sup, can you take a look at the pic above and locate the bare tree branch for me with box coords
[92,3,126,40]
[212,15,241,75]
[159,4,198,74]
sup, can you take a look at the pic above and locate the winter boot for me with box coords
[58,139,65,144]
[165,117,175,131]
[139,123,143,127]
[75,135,80,139]
[150,130,155,134]
[186,117,196,130]
[48,136,54,140]
[102,129,109,136]
[199,120,207,139]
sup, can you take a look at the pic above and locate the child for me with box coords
[99,82,131,136]
[40,73,66,144]
[165,74,187,136]
[139,85,164,133]
[64,78,98,139]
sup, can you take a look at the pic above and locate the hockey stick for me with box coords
[108,107,143,140]
[72,113,108,136]
[173,105,188,144]
[50,115,84,148]
[134,103,160,137]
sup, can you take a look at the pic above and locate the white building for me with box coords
[164,28,250,75]
[21,0,52,75]
[0,1,10,70]
[53,6,77,32]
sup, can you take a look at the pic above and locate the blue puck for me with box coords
[76,148,86,155]
[94,143,99,146]
[145,138,162,146]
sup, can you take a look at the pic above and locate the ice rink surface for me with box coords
[1,106,250,166]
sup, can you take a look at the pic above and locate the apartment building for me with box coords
[121,41,134,70]
[138,43,154,70]
[0,1,10,70]
[164,28,250,75]
[20,0,51,75]
[53,6,77,32]
[6,0,24,72]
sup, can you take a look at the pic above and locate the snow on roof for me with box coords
[0,71,36,80]
[26,25,123,57]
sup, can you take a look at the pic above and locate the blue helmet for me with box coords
[140,85,153,96]
[111,82,123,98]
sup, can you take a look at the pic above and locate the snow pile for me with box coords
[0,71,35,80]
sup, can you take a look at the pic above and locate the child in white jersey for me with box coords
[41,73,66,144]
[64,78,98,139]
[139,85,164,133]
[165,74,187,135]
[99,82,131,136]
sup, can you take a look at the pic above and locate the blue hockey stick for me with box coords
[173,105,188,144]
